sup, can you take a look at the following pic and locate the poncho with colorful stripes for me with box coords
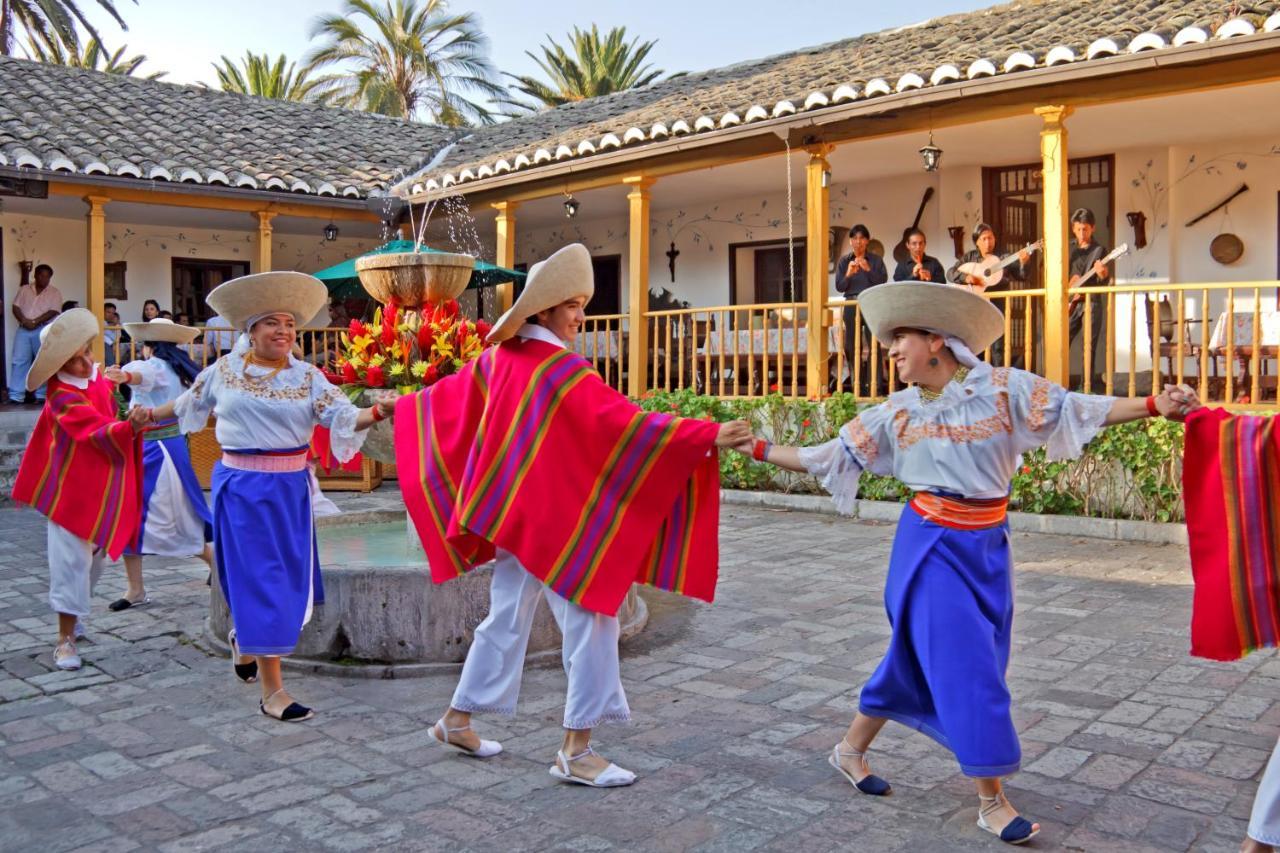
[1183,407,1280,661]
[394,336,721,616]
[12,373,143,559]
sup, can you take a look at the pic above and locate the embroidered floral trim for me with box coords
[893,390,1012,449]
[845,416,879,464]
[1024,373,1055,432]
[217,356,312,401]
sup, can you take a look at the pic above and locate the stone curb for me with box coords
[722,489,1187,545]
[201,590,650,679]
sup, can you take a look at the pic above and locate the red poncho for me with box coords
[12,373,143,559]
[395,337,721,616]
[1183,407,1280,661]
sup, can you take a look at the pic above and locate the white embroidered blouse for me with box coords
[122,357,185,409]
[173,352,365,461]
[799,364,1115,515]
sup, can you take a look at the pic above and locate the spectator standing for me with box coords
[8,263,63,404]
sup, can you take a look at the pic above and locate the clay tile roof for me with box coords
[0,56,459,198]
[406,0,1279,190]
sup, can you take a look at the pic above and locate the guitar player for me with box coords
[947,222,1031,367]
[1066,208,1113,393]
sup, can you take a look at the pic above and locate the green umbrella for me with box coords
[313,240,525,300]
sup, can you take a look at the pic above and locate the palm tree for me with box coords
[24,34,163,79]
[208,53,327,102]
[502,25,663,113]
[0,0,132,57]
[305,0,506,126]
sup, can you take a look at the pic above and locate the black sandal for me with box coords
[108,594,151,612]
[259,689,314,722]
[228,629,258,684]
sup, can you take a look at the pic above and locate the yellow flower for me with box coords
[369,354,386,367]
[410,360,429,378]
[389,362,406,377]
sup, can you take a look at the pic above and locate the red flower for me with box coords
[442,299,460,318]
[475,319,492,340]
[381,326,396,348]
[322,368,343,385]
[365,365,385,388]
[341,362,358,384]
[348,319,364,337]
[423,364,439,385]
[769,383,779,392]
[802,419,812,428]
[1021,465,1031,474]
[417,323,434,354]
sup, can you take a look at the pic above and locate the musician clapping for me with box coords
[892,229,946,282]
[834,224,887,393]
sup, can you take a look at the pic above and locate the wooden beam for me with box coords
[255,211,275,272]
[1037,105,1073,387]
[492,201,518,313]
[805,144,835,400]
[417,41,1280,208]
[625,176,655,398]
[49,181,380,222]
[84,195,109,363]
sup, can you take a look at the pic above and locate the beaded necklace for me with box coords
[919,366,970,402]
[242,351,290,385]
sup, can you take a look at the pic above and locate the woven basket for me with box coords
[187,418,221,488]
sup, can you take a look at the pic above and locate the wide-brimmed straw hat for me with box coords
[205,271,328,331]
[487,243,594,343]
[858,280,1005,353]
[122,317,199,345]
[27,308,100,391]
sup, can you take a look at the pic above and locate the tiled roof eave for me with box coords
[402,21,1280,200]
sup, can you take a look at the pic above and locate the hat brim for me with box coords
[857,280,1005,353]
[205,271,328,331]
[487,244,594,343]
[27,308,100,391]
[123,320,199,345]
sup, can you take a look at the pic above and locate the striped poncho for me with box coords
[1184,407,1280,661]
[12,373,143,558]
[395,336,721,616]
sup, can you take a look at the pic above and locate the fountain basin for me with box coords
[206,517,648,677]
[355,251,475,307]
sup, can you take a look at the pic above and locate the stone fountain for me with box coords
[206,244,647,676]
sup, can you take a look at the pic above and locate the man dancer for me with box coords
[397,244,750,787]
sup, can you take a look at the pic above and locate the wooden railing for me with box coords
[104,326,348,371]
[1072,280,1280,408]
[571,314,627,394]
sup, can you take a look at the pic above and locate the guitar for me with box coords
[1067,243,1129,307]
[892,187,935,265]
[954,240,1043,291]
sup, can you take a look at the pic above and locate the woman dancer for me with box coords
[146,272,393,721]
[743,280,1197,844]
[105,318,214,612]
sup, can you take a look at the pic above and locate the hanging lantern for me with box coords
[919,132,943,172]
[563,194,580,218]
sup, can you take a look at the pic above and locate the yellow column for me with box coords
[492,201,518,313]
[84,194,110,363]
[805,144,835,399]
[625,176,655,398]
[255,211,275,272]
[1036,105,1073,386]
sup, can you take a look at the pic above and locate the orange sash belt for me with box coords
[909,492,1009,530]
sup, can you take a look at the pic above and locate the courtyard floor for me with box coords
[0,491,1273,852]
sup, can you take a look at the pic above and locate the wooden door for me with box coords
[753,246,805,304]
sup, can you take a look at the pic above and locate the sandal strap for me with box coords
[563,746,595,763]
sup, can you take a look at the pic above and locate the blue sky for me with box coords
[80,0,980,102]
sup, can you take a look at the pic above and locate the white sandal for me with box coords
[428,718,502,758]
[549,746,636,788]
[977,792,1039,845]
[828,738,892,796]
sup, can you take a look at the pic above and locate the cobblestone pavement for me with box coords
[0,492,1274,852]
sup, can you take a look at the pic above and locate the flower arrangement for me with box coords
[328,299,492,396]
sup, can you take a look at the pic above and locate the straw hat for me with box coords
[857,281,1005,353]
[122,317,199,345]
[205,271,328,331]
[487,243,594,343]
[27,308,100,391]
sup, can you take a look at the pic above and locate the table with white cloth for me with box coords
[1208,310,1280,400]
[697,326,842,393]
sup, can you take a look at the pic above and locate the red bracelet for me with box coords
[1145,395,1160,418]
[371,404,387,422]
[751,439,770,461]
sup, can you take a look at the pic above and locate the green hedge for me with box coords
[637,389,1186,523]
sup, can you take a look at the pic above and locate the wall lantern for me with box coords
[919,131,942,172]
[563,193,580,219]
[323,221,339,241]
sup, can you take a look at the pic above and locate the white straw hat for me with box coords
[205,271,328,331]
[27,308,100,391]
[857,281,1005,353]
[487,244,594,343]
[122,317,199,345]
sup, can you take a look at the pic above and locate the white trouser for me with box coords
[1250,736,1280,845]
[48,522,105,617]
[451,549,630,730]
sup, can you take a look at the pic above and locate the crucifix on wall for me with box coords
[665,242,680,282]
